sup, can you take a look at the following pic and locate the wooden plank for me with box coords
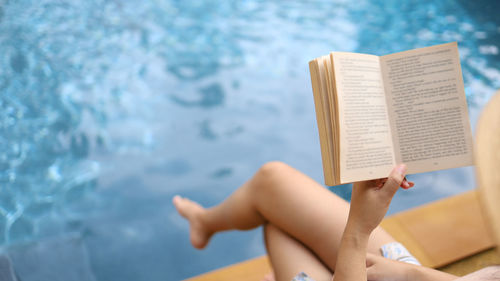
[380,216,435,266]
[184,256,271,281]
[381,190,494,268]
[440,248,500,276]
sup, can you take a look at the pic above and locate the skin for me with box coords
[335,165,456,281]
[173,161,459,281]
[334,165,409,281]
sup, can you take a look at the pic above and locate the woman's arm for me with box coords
[366,254,457,281]
[334,222,371,281]
[409,265,458,281]
[333,164,408,281]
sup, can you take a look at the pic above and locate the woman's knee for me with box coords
[250,161,293,195]
[255,161,291,184]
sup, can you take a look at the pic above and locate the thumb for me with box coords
[383,164,407,196]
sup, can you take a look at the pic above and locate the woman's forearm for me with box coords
[408,263,457,281]
[333,224,370,281]
[335,165,408,281]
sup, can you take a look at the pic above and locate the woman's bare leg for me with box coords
[173,161,396,270]
[264,223,331,281]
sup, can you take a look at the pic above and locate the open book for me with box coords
[309,42,473,186]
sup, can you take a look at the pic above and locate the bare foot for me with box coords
[172,195,213,249]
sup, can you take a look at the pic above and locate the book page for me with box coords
[309,58,337,185]
[332,52,396,183]
[380,42,473,173]
[323,56,341,184]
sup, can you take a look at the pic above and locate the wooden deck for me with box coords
[185,255,272,281]
[186,190,498,280]
[381,190,493,268]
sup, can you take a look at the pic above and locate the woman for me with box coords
[173,161,496,281]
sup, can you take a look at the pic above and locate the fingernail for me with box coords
[396,164,407,176]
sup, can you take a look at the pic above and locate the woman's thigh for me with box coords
[264,223,332,281]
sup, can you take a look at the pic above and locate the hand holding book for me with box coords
[309,42,473,185]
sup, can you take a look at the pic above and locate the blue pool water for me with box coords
[1,0,499,280]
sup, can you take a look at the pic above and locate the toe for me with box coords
[173,195,189,218]
[172,195,182,205]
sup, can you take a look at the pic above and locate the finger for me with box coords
[365,253,376,267]
[376,179,386,188]
[402,181,415,189]
[377,175,414,189]
[402,178,415,187]
[401,181,410,189]
[400,176,409,187]
[383,164,407,196]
